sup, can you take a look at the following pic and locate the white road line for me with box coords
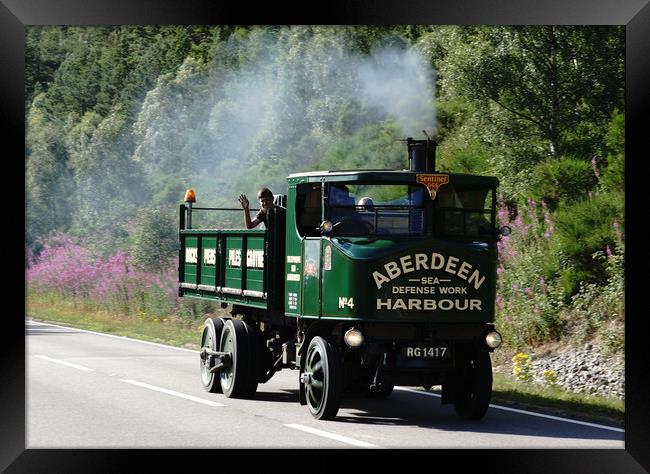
[120,379,226,407]
[284,423,381,448]
[28,320,624,434]
[33,354,95,372]
[394,387,624,433]
[26,319,198,353]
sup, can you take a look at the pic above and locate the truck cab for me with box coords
[285,170,498,323]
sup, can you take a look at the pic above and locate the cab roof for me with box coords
[287,169,498,186]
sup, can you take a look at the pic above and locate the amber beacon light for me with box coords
[184,189,196,203]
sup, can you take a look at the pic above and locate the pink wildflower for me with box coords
[515,213,523,229]
[591,156,600,178]
[498,206,509,227]
[496,295,505,309]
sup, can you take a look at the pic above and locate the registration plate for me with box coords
[402,345,451,359]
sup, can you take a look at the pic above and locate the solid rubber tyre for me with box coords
[303,337,342,420]
[219,319,259,399]
[452,351,493,420]
[200,317,225,393]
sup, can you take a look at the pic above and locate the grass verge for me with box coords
[26,298,624,429]
[489,373,623,428]
[26,298,206,349]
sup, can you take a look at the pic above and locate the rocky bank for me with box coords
[494,343,625,399]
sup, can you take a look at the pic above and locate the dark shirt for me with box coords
[255,208,268,225]
[255,206,285,227]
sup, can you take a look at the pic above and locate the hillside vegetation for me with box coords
[26,26,624,357]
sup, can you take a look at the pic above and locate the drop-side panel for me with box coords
[179,229,268,309]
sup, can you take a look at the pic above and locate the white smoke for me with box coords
[355,47,437,138]
[133,28,439,213]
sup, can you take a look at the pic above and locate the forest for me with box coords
[25,25,625,354]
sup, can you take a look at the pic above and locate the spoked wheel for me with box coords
[452,351,493,420]
[200,317,224,393]
[303,336,342,420]
[219,319,260,399]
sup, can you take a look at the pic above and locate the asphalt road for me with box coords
[26,320,625,449]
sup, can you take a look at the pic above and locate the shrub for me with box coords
[567,242,624,344]
[529,156,598,210]
[553,191,623,290]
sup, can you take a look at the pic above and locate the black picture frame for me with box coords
[4,0,648,471]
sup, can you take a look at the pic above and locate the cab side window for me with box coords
[434,185,494,238]
[296,183,322,237]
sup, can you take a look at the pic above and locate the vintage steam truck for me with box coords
[178,137,509,420]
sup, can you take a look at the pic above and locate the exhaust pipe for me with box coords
[407,136,436,172]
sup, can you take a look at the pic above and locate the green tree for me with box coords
[441,26,624,160]
[65,106,147,256]
[131,207,178,273]
[600,109,624,193]
[25,94,75,247]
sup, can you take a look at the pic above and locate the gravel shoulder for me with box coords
[493,341,624,400]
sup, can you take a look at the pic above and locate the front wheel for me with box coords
[452,351,493,420]
[303,337,342,420]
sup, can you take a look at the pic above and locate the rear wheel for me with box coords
[200,317,224,393]
[303,337,342,420]
[219,319,259,399]
[452,351,493,420]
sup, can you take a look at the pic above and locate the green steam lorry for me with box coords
[179,138,509,420]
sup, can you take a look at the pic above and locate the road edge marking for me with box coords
[26,319,198,353]
[284,423,381,448]
[120,379,226,407]
[33,354,95,372]
[394,387,624,433]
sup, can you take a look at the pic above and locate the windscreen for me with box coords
[327,183,425,236]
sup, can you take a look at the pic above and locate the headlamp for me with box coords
[344,328,364,348]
